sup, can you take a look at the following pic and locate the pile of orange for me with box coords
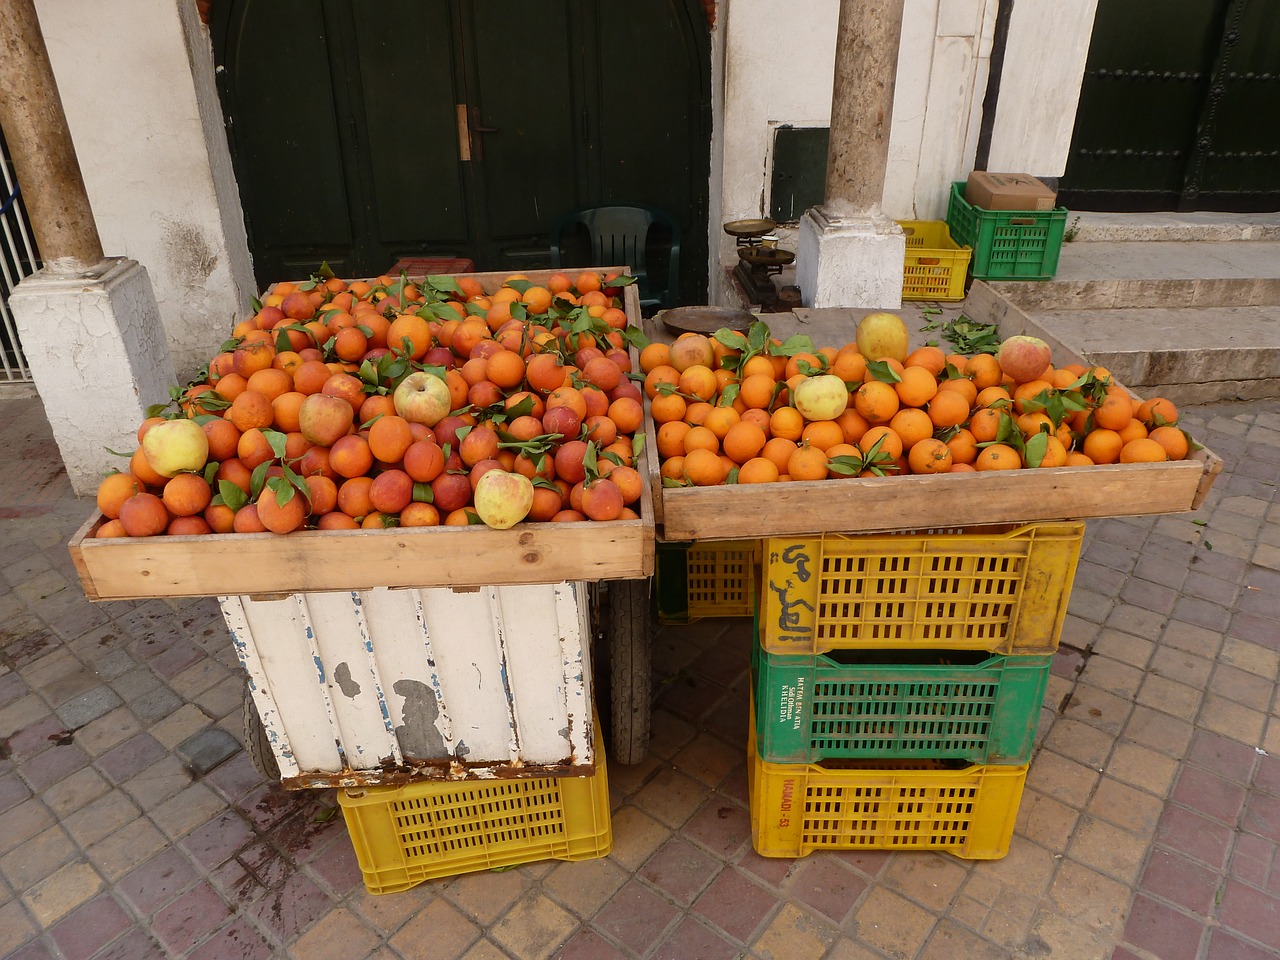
[645,330,1191,487]
[96,270,647,537]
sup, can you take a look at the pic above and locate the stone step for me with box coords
[987,241,1280,310]
[965,283,1280,406]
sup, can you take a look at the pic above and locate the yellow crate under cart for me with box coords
[898,220,971,301]
[338,712,612,893]
[747,703,1027,860]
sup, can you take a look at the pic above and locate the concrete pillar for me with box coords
[0,0,102,268]
[0,0,176,496]
[796,0,906,309]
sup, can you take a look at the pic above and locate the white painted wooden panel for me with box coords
[221,582,593,785]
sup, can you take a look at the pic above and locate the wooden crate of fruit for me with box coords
[69,268,655,601]
[642,304,1221,542]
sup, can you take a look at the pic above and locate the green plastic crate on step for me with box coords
[747,701,1026,860]
[758,522,1084,656]
[657,539,758,623]
[897,220,971,301]
[945,181,1068,280]
[337,714,610,893]
[753,645,1052,764]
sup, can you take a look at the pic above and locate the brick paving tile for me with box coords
[95,733,167,784]
[691,867,780,942]
[1206,928,1280,960]
[91,926,168,960]
[47,892,132,960]
[116,846,200,917]
[1138,848,1222,916]
[1218,878,1280,947]
[679,793,752,858]
[593,878,681,954]
[553,927,629,960]
[186,917,275,960]
[787,854,869,923]
[151,881,234,954]
[752,902,839,960]
[1171,764,1247,823]
[638,836,721,906]
[1121,894,1207,960]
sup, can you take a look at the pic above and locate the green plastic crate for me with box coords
[753,646,1051,765]
[945,181,1068,280]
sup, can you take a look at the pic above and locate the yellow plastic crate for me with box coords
[748,704,1025,859]
[759,522,1083,656]
[657,540,758,623]
[898,220,971,301]
[338,717,611,893]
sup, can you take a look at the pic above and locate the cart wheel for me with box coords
[242,686,280,781]
[605,578,652,765]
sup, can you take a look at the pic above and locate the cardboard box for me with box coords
[965,172,1057,211]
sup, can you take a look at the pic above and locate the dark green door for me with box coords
[1059,0,1280,211]
[212,0,710,302]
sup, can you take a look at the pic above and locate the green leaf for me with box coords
[662,476,691,488]
[865,359,902,383]
[103,446,134,459]
[719,383,741,408]
[249,463,269,500]
[714,329,750,352]
[632,432,646,460]
[726,466,740,484]
[773,334,816,357]
[203,462,220,484]
[250,295,263,312]
[503,279,535,295]
[747,320,771,354]
[1023,431,1049,468]
[412,482,434,503]
[1192,518,1207,526]
[506,394,535,419]
[262,429,288,460]
[827,455,863,477]
[219,479,248,511]
[426,275,463,296]
[621,326,649,350]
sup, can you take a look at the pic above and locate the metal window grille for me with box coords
[0,126,39,383]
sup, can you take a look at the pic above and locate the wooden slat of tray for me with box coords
[70,510,652,601]
[69,269,655,601]
[644,302,1223,542]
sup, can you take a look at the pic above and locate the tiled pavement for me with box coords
[1,392,1278,960]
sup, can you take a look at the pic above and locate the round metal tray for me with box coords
[738,247,796,267]
[723,218,777,238]
[659,305,756,336]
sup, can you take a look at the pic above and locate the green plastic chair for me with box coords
[550,205,681,311]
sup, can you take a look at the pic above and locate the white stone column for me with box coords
[1,0,177,496]
[10,259,176,496]
[797,0,907,308]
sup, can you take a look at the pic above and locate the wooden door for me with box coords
[212,0,710,301]
[1059,0,1280,211]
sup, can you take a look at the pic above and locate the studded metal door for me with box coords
[1059,0,1280,212]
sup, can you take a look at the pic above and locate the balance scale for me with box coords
[724,218,798,311]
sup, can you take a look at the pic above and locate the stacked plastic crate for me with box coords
[747,522,1084,860]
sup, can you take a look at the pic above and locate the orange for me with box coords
[857,425,904,461]
[97,472,142,519]
[703,406,741,440]
[1011,379,1052,414]
[739,373,778,410]
[907,438,953,475]
[965,353,1003,390]
[1149,425,1189,461]
[769,406,805,441]
[1117,418,1149,445]
[737,457,779,484]
[678,365,719,402]
[723,421,767,464]
[975,386,1012,409]
[639,342,671,373]
[969,407,1005,443]
[1137,396,1179,428]
[1082,428,1123,464]
[904,345,947,376]
[974,443,1021,471]
[683,425,720,455]
[853,380,899,424]
[761,437,798,474]
[650,392,688,424]
[657,421,692,459]
[228,390,274,432]
[830,351,867,385]
[787,444,829,482]
[685,401,713,426]
[894,365,939,408]
[1120,438,1168,463]
[1093,393,1135,431]
[946,428,979,465]
[644,364,682,399]
[888,407,934,449]
[1065,452,1094,467]
[682,447,727,486]
[927,389,970,430]
[800,419,845,452]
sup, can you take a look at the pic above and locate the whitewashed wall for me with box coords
[987,0,1100,174]
[35,0,255,382]
[714,0,1096,300]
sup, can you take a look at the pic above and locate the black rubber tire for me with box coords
[605,578,652,765]
[242,686,281,781]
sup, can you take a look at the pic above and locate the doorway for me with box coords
[212,0,711,302]
[1059,0,1280,211]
